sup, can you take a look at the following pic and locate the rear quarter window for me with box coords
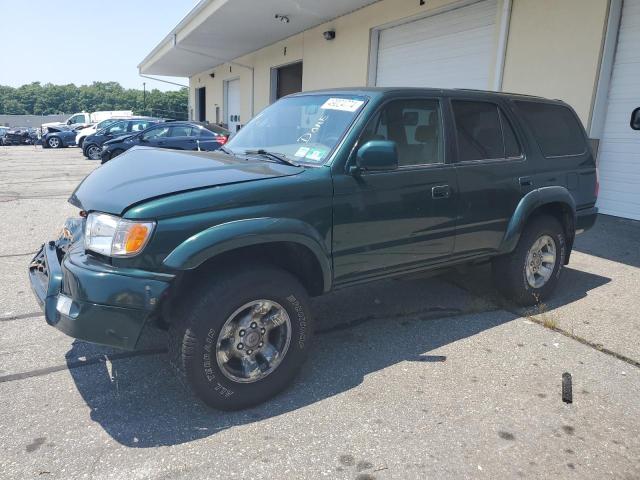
[514,101,587,157]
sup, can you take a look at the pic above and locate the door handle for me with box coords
[432,185,450,199]
[519,176,533,187]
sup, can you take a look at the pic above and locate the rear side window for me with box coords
[452,101,522,161]
[514,101,586,157]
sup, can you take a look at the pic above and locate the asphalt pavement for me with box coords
[0,145,638,480]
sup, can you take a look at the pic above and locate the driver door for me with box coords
[331,97,458,285]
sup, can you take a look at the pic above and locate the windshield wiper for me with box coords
[244,149,300,167]
[218,145,234,155]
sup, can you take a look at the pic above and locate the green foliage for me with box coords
[0,81,188,119]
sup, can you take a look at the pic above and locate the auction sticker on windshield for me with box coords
[321,98,365,112]
[294,146,311,157]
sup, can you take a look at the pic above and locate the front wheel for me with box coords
[492,215,566,306]
[47,136,61,148]
[85,144,101,160]
[169,265,314,410]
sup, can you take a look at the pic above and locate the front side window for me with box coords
[514,101,586,157]
[360,99,443,166]
[104,121,126,135]
[68,114,84,124]
[142,126,170,141]
[452,101,522,161]
[227,94,367,164]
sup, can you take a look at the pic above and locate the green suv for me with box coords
[29,88,598,409]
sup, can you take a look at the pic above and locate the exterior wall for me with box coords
[502,0,609,125]
[188,0,609,129]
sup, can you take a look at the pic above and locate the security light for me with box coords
[323,30,336,41]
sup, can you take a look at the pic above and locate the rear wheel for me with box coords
[492,215,566,306]
[47,136,61,148]
[169,265,314,410]
[85,144,101,160]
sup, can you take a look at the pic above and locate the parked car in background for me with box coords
[0,126,9,145]
[3,127,37,145]
[83,117,162,160]
[28,88,598,410]
[100,122,230,163]
[41,125,81,149]
[75,118,125,149]
[42,110,133,130]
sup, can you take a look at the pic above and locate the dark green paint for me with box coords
[29,88,598,350]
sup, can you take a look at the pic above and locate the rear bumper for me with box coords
[576,206,598,233]
[29,241,174,350]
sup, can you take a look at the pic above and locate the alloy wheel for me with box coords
[215,299,292,383]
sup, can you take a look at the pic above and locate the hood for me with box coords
[105,134,134,145]
[69,147,303,215]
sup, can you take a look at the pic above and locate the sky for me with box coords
[0,0,197,91]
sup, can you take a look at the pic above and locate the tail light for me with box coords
[217,135,228,145]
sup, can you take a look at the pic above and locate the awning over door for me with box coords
[139,0,380,77]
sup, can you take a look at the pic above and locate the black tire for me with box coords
[84,143,101,160]
[77,137,85,149]
[47,136,61,149]
[168,265,314,410]
[492,215,566,306]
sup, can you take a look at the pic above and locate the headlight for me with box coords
[84,212,155,257]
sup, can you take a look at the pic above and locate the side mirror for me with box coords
[352,140,398,173]
[631,107,640,131]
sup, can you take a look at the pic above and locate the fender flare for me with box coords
[163,217,332,292]
[499,186,576,255]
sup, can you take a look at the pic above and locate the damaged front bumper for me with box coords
[28,223,174,350]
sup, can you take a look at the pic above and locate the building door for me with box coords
[225,78,241,133]
[273,62,303,101]
[596,0,640,220]
[374,0,498,89]
[196,87,206,122]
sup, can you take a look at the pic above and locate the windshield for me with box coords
[226,94,367,165]
[96,119,118,130]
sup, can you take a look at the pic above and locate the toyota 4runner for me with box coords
[29,88,598,409]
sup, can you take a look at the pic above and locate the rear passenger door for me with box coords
[166,125,197,150]
[448,98,528,257]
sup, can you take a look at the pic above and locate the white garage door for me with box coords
[597,0,640,220]
[375,0,498,89]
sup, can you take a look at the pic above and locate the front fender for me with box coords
[499,186,576,254]
[163,217,332,291]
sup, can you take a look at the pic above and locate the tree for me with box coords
[0,82,188,118]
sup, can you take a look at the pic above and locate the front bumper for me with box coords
[29,239,174,350]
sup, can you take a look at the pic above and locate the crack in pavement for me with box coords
[0,311,43,322]
[0,348,168,383]
[0,305,499,384]
[444,278,640,370]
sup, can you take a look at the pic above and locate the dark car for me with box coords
[83,117,162,160]
[4,127,37,145]
[100,121,230,163]
[41,125,80,149]
[29,88,598,410]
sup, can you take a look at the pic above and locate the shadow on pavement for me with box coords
[573,214,640,268]
[65,243,612,448]
[65,275,510,448]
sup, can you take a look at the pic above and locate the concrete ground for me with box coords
[0,145,638,480]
